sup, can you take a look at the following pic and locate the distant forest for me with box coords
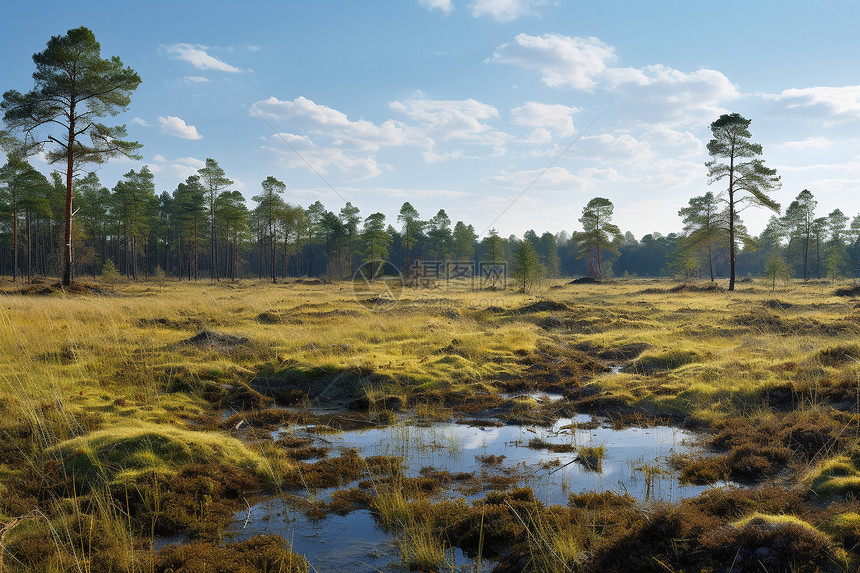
[3,28,858,286]
[1,157,859,282]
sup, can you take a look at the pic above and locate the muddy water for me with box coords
[217,414,725,572]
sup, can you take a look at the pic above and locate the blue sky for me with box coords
[3,0,860,239]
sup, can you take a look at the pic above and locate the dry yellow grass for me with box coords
[0,276,859,571]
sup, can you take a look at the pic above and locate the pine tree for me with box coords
[706,113,780,291]
[575,197,621,280]
[2,27,141,285]
[512,238,544,293]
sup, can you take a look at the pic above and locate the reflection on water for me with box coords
[279,415,716,505]
[205,415,726,572]
[499,390,566,402]
[229,505,473,572]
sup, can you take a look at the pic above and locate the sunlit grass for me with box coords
[1,276,859,569]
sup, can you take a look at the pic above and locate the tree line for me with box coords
[2,27,859,287]
[2,151,860,286]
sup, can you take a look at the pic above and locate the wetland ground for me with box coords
[0,277,859,572]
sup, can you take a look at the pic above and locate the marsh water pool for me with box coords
[212,413,727,572]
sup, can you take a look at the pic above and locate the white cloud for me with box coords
[492,34,616,90]
[493,34,738,127]
[605,64,740,126]
[164,43,242,73]
[158,116,203,140]
[638,158,702,189]
[174,156,206,169]
[390,95,499,140]
[641,128,704,158]
[269,132,316,148]
[522,128,552,144]
[367,186,469,198]
[484,166,579,187]
[511,102,578,136]
[252,94,510,171]
[151,155,206,168]
[130,117,151,127]
[419,0,454,13]
[422,149,465,163]
[768,85,860,120]
[263,137,383,180]
[572,133,655,166]
[147,155,206,182]
[483,165,629,191]
[250,96,414,151]
[391,94,511,158]
[780,136,834,150]
[184,76,211,84]
[469,0,546,21]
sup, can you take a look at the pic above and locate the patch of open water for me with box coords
[208,415,729,572]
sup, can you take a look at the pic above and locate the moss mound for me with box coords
[52,421,264,486]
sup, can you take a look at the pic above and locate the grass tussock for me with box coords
[52,421,266,486]
[804,448,860,499]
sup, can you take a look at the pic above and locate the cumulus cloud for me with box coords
[641,128,704,158]
[419,0,454,13]
[130,117,151,127]
[469,0,546,21]
[250,96,415,151]
[493,34,738,127]
[605,65,740,125]
[158,116,203,140]
[484,166,579,187]
[390,95,498,140]
[511,102,578,136]
[492,34,616,90]
[263,135,383,180]
[147,155,206,182]
[391,94,511,158]
[780,136,834,150]
[572,133,655,166]
[768,85,860,120]
[164,43,242,73]
[251,94,511,175]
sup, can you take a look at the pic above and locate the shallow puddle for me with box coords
[228,506,473,572]
[499,390,565,402]
[212,415,728,572]
[281,415,717,505]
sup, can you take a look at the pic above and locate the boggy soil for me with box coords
[2,279,860,572]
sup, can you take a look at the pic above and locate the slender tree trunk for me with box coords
[210,205,218,282]
[62,108,76,286]
[728,144,736,292]
[12,209,17,282]
[26,212,31,282]
[803,233,809,280]
[708,242,714,281]
[816,239,821,279]
[271,223,276,284]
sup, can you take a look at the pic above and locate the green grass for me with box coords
[2,277,860,571]
[51,420,267,485]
